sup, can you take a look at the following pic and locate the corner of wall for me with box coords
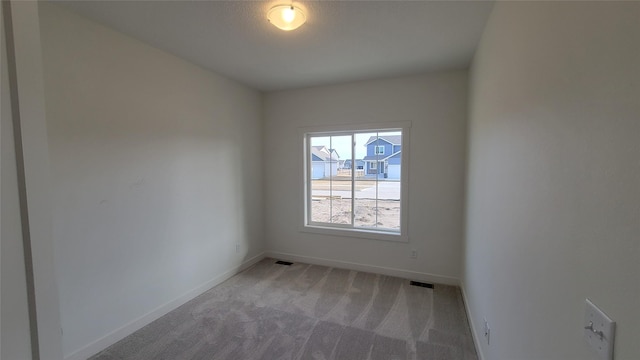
[459,281,485,360]
[64,253,266,360]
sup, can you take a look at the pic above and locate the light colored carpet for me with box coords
[90,258,478,360]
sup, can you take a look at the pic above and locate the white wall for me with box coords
[1,2,33,358]
[38,4,264,358]
[3,2,64,358]
[464,2,640,360]
[264,71,468,283]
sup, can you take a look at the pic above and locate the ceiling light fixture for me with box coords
[267,4,306,31]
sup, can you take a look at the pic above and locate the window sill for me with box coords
[301,224,408,243]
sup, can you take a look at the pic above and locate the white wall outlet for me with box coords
[584,299,615,360]
[410,249,417,259]
[235,243,240,253]
[483,318,490,345]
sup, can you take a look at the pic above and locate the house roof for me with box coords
[363,151,401,161]
[365,135,402,146]
[311,146,339,162]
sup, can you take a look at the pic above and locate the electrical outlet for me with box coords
[410,249,417,259]
[483,318,490,345]
[235,243,240,253]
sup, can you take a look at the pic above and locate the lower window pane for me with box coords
[354,180,378,228]
[310,178,328,223]
[353,177,401,230]
[377,184,401,230]
[330,180,352,224]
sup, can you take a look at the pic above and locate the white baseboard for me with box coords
[265,251,460,286]
[64,252,266,360]
[460,281,485,360]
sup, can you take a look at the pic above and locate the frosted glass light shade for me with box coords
[268,5,306,31]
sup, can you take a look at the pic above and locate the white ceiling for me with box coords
[55,1,494,91]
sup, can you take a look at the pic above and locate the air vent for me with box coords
[275,260,293,266]
[410,281,434,288]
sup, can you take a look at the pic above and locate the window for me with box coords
[302,122,410,242]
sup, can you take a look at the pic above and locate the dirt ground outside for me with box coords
[310,198,400,230]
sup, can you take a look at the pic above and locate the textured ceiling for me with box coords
[55,1,494,91]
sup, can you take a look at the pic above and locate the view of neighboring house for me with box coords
[363,135,402,179]
[343,159,365,170]
[310,146,340,179]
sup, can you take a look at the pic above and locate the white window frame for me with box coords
[370,161,377,170]
[299,122,410,243]
[375,145,385,155]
